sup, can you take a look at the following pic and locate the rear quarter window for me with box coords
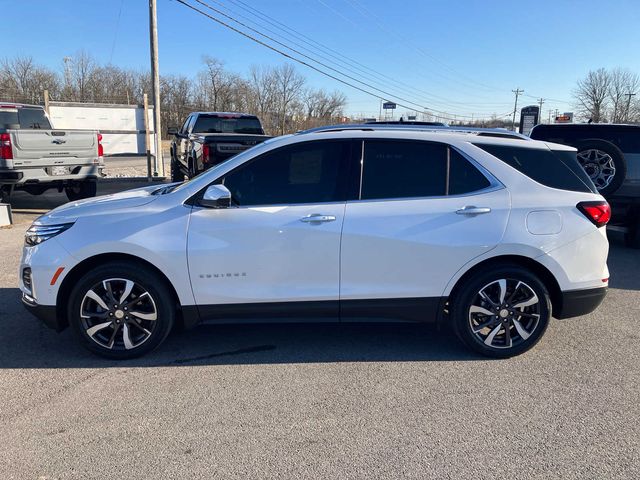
[474,143,597,193]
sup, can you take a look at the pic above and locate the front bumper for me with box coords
[21,293,64,331]
[555,286,607,319]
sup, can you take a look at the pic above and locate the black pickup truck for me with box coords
[531,123,640,248]
[168,112,271,181]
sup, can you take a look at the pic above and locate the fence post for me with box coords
[143,93,152,181]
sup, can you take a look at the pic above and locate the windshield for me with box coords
[192,115,263,134]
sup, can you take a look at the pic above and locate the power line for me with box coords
[217,0,512,111]
[178,0,508,120]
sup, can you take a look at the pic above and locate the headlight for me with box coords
[25,223,74,246]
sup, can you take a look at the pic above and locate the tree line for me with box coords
[573,67,640,123]
[0,52,347,136]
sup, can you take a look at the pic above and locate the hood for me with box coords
[36,184,167,224]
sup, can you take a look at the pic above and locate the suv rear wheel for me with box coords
[68,262,175,359]
[451,265,551,358]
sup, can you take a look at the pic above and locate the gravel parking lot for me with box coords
[0,185,638,479]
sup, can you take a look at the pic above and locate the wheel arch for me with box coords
[445,254,563,318]
[56,252,198,331]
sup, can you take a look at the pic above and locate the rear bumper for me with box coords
[0,165,103,185]
[22,293,64,331]
[555,286,607,319]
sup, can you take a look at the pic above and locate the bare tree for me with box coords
[574,68,610,122]
[608,68,639,122]
[273,64,305,135]
[0,55,60,103]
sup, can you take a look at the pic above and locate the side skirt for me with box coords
[193,298,444,326]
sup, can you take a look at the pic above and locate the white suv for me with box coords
[19,126,610,359]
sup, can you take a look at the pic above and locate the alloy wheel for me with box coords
[577,149,616,190]
[468,278,541,349]
[79,278,158,351]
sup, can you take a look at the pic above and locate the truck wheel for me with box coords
[576,140,626,197]
[0,186,10,204]
[65,180,97,201]
[170,159,184,183]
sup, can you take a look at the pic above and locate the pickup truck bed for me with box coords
[0,103,104,202]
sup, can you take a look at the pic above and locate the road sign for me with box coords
[555,113,573,123]
[519,105,539,136]
[383,102,397,110]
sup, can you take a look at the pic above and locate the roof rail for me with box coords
[296,123,530,140]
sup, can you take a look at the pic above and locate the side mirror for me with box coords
[167,127,178,135]
[199,184,232,209]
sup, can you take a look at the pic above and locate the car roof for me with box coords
[0,102,43,109]
[191,111,258,118]
[298,123,530,140]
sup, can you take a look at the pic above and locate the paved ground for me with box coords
[0,187,638,479]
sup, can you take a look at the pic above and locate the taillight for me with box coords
[202,144,210,164]
[0,133,12,159]
[97,133,104,157]
[577,201,611,227]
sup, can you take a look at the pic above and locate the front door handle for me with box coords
[300,214,337,223]
[456,206,491,215]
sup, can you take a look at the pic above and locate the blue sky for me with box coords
[4,0,640,120]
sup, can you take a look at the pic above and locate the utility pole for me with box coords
[148,0,164,177]
[548,109,554,124]
[537,98,544,124]
[624,92,636,122]
[511,88,524,131]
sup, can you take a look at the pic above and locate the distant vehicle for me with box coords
[21,125,608,359]
[530,123,640,198]
[168,112,271,181]
[0,103,104,203]
[531,123,640,248]
[365,120,449,127]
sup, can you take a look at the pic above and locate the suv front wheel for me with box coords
[68,262,175,359]
[451,265,551,358]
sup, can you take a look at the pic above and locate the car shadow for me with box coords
[0,287,480,369]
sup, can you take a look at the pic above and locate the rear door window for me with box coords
[474,143,596,193]
[359,140,492,200]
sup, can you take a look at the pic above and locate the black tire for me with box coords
[65,180,97,201]
[68,261,175,359]
[0,186,9,204]
[576,140,626,197]
[170,159,184,183]
[450,264,551,358]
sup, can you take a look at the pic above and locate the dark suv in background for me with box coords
[531,123,640,248]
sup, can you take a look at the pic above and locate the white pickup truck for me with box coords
[0,103,104,203]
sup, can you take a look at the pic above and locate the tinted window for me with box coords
[361,140,447,199]
[0,110,19,129]
[193,115,263,134]
[474,143,595,193]
[449,149,491,195]
[17,107,51,129]
[222,141,349,206]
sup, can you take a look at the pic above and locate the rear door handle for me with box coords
[456,206,491,215]
[300,214,336,223]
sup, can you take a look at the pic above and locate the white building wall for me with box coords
[48,102,157,156]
